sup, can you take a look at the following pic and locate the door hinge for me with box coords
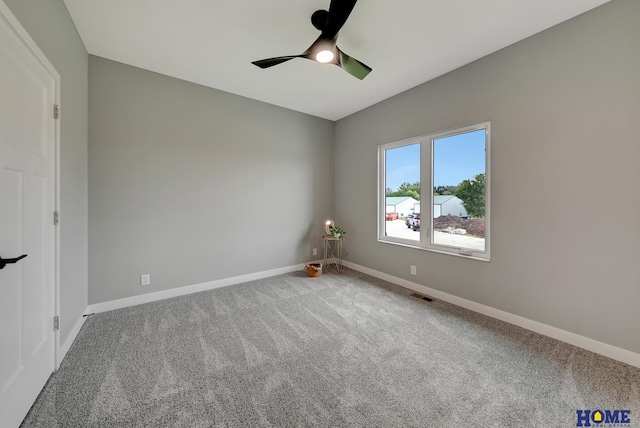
[53,104,60,120]
[53,211,59,226]
[53,316,59,331]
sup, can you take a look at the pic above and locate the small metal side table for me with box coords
[323,235,343,273]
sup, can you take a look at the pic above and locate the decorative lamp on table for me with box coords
[323,220,344,273]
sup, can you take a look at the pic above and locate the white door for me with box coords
[0,4,58,427]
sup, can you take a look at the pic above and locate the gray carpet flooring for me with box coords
[21,268,640,427]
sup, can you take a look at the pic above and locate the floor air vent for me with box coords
[409,292,433,302]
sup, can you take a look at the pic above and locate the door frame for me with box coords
[0,1,61,369]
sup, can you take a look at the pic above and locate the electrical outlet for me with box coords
[312,248,318,256]
[410,265,417,275]
[140,274,150,286]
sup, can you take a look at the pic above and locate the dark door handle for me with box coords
[0,254,27,270]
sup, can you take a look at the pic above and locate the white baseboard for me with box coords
[56,314,87,369]
[86,263,305,315]
[343,260,640,369]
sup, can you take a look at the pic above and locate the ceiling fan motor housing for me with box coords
[311,10,329,31]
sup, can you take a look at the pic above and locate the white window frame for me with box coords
[378,122,491,261]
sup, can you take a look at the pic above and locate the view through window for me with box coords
[379,123,489,259]
[384,142,420,241]
[432,129,486,251]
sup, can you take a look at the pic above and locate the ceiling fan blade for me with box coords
[337,48,371,80]
[322,0,358,40]
[252,56,302,69]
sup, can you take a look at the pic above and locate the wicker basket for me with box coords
[305,262,323,277]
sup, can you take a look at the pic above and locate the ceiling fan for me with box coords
[251,0,372,80]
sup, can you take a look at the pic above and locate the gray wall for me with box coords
[88,56,334,304]
[335,0,640,353]
[5,0,89,345]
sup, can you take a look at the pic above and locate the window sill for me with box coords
[377,237,490,262]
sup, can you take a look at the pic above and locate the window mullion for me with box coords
[419,137,431,248]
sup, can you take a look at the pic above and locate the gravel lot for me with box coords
[385,219,485,251]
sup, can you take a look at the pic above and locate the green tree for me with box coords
[455,173,485,217]
[386,181,420,200]
[434,185,458,195]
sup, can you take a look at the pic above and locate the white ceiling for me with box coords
[63,0,610,121]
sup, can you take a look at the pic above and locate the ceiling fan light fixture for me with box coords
[315,49,335,63]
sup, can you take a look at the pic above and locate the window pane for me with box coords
[385,143,420,241]
[432,129,486,251]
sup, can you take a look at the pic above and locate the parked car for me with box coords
[405,214,414,228]
[406,213,420,230]
[386,212,399,221]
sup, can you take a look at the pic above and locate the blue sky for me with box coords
[385,129,485,190]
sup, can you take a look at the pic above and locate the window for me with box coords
[378,122,490,260]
